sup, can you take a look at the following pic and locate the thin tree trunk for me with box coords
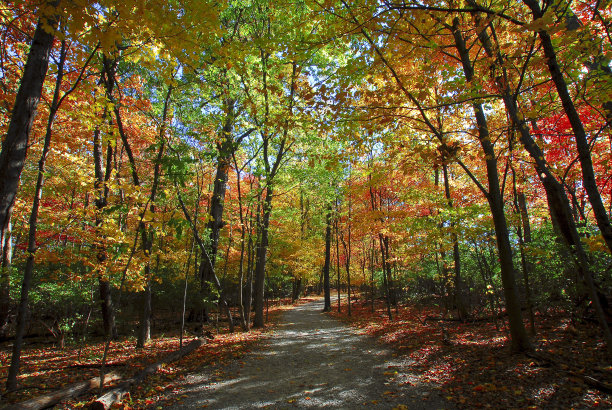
[442,163,468,320]
[245,202,259,330]
[136,86,171,348]
[200,101,235,315]
[233,159,248,330]
[6,39,65,390]
[476,19,611,352]
[323,205,332,311]
[378,234,393,320]
[94,59,119,341]
[474,244,499,330]
[523,0,612,255]
[249,59,296,328]
[451,19,531,351]
[335,209,341,313]
[0,219,11,338]
[136,272,152,347]
[245,233,254,330]
[180,239,194,348]
[0,2,58,289]
[370,242,375,313]
[346,194,352,317]
[513,174,536,335]
[383,236,397,311]
[346,221,351,316]
[253,186,273,328]
[341,229,352,316]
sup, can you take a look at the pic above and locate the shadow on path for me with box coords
[169,299,451,409]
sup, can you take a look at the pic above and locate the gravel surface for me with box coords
[170,299,452,409]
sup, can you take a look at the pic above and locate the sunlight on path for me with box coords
[168,299,451,409]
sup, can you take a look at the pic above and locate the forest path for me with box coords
[168,299,451,409]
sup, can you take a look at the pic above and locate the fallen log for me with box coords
[67,362,125,369]
[7,373,121,410]
[89,338,205,410]
[526,352,612,395]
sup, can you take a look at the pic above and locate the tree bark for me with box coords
[0,2,58,280]
[322,205,332,312]
[523,0,612,255]
[335,210,341,313]
[10,373,121,410]
[378,234,393,320]
[232,154,249,330]
[442,163,468,320]
[6,37,66,391]
[244,201,259,330]
[251,57,296,327]
[90,338,205,410]
[94,59,119,341]
[253,186,273,328]
[200,101,235,312]
[0,219,11,338]
[136,86,171,348]
[516,187,536,335]
[475,18,612,352]
[451,18,531,352]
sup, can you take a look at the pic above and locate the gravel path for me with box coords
[170,299,451,409]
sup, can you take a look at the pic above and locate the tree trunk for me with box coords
[236,229,248,329]
[476,19,612,351]
[180,240,193,348]
[6,39,66,391]
[346,188,352,316]
[135,87,171,348]
[291,277,302,302]
[232,155,250,331]
[510,163,536,335]
[378,234,393,320]
[245,234,254,330]
[451,19,531,352]
[12,373,121,410]
[90,338,205,410]
[370,242,375,313]
[383,236,397,309]
[253,186,273,328]
[0,3,58,286]
[94,60,118,341]
[200,101,235,310]
[244,202,259,330]
[442,163,468,320]
[0,219,11,338]
[523,0,612,255]
[323,205,332,312]
[136,276,152,348]
[335,212,341,313]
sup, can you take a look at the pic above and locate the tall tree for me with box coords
[473,15,612,351]
[447,16,531,351]
[322,205,332,312]
[0,3,59,336]
[522,0,612,255]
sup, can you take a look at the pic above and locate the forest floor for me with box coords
[0,299,297,408]
[159,297,450,409]
[330,298,612,409]
[2,297,611,409]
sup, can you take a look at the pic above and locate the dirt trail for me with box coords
[169,299,451,409]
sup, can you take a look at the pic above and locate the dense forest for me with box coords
[0,0,611,406]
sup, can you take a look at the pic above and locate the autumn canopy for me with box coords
[0,0,611,401]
